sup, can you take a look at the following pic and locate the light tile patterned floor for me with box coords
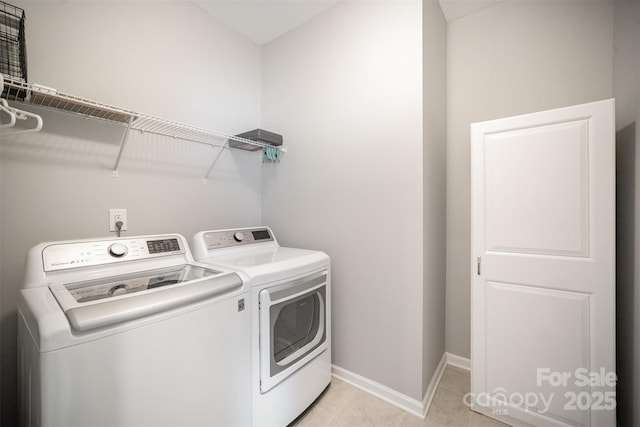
[291,366,510,427]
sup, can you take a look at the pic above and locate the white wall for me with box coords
[422,0,447,394]
[261,0,446,400]
[0,2,262,425]
[613,0,640,425]
[446,0,614,358]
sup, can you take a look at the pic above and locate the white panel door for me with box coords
[470,99,615,427]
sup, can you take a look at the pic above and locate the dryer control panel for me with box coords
[42,235,185,272]
[203,228,274,250]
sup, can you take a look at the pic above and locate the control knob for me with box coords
[233,232,244,242]
[108,243,128,258]
[109,284,128,296]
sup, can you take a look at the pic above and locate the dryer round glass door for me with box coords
[258,270,328,392]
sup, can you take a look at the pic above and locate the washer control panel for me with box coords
[42,235,185,272]
[203,228,273,250]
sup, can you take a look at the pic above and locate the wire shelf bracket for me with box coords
[203,139,229,183]
[112,115,135,177]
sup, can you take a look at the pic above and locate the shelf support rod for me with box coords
[112,116,134,177]
[203,140,229,183]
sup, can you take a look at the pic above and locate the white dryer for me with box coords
[191,227,331,427]
[17,234,251,427]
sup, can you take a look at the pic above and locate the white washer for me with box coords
[17,234,251,427]
[191,227,331,427]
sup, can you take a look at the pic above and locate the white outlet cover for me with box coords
[109,209,128,232]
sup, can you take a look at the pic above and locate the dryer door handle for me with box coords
[65,273,243,332]
[264,270,327,304]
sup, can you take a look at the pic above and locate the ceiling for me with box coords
[194,0,504,46]
[438,0,503,22]
[194,1,341,45]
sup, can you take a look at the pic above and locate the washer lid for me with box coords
[49,265,242,332]
[62,265,217,303]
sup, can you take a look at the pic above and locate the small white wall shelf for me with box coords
[0,75,284,181]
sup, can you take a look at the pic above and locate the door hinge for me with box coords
[477,256,481,275]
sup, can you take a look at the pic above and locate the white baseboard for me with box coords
[445,352,471,371]
[420,352,448,417]
[331,352,449,419]
[331,365,425,418]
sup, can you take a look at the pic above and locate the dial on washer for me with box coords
[108,243,128,257]
[233,232,244,242]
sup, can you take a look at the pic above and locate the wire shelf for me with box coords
[0,75,285,180]
[1,75,278,148]
[2,77,134,123]
[30,90,134,124]
[129,114,274,149]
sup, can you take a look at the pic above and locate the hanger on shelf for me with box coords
[0,99,16,128]
[0,73,44,135]
[0,99,43,135]
[9,106,43,135]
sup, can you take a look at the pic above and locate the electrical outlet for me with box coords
[109,209,128,232]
